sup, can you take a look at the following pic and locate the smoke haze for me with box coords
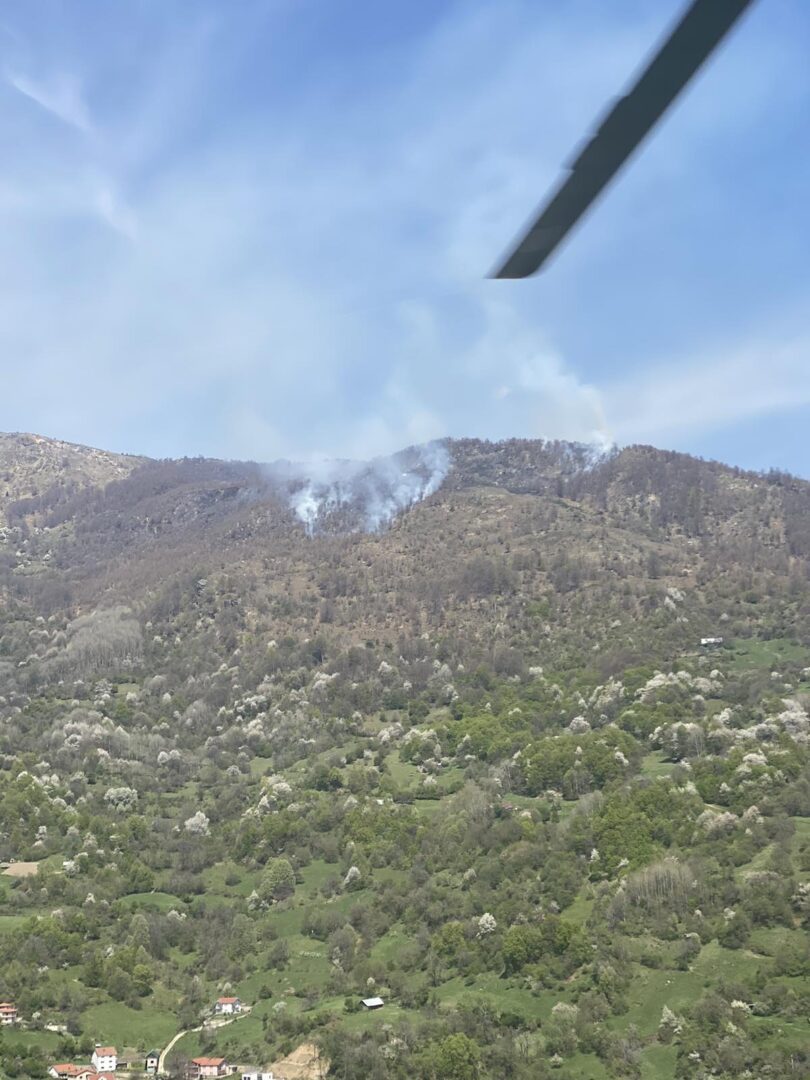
[265,440,451,534]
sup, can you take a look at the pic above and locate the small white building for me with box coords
[242,1072,276,1080]
[90,1046,117,1073]
[145,1049,160,1074]
[362,996,384,1010]
[191,1058,230,1079]
[0,1002,17,1025]
[215,995,243,1016]
[700,636,724,648]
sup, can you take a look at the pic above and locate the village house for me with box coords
[145,1049,160,1074]
[49,1067,93,1080]
[214,995,242,1016]
[90,1046,117,1073]
[49,1063,114,1080]
[361,996,384,1010]
[0,1002,17,1025]
[191,1056,232,1078]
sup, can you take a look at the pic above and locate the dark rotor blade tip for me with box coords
[490,0,757,279]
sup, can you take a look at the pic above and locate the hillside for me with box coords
[0,433,808,1080]
[0,432,146,523]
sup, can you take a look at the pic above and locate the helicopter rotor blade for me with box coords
[492,0,757,279]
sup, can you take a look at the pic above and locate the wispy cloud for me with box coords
[6,69,92,132]
[3,61,141,242]
[606,330,810,444]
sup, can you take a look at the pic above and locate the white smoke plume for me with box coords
[266,440,451,535]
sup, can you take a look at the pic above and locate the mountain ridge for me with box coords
[3,428,810,659]
[3,428,805,516]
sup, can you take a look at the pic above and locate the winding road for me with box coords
[157,1026,193,1075]
[157,1012,247,1075]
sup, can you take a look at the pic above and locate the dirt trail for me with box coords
[157,1013,245,1075]
[157,1028,190,1074]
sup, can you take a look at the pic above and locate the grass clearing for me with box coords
[0,1029,62,1051]
[385,750,421,789]
[640,1043,678,1080]
[726,637,809,673]
[119,891,185,912]
[297,859,336,897]
[565,1052,611,1079]
[749,1014,810,1052]
[736,842,776,877]
[640,752,676,780]
[250,755,274,777]
[202,860,263,899]
[564,886,595,924]
[82,993,180,1047]
[433,972,555,1022]
[0,914,32,933]
[607,941,763,1038]
[747,926,796,956]
[370,926,412,965]
[338,1001,412,1032]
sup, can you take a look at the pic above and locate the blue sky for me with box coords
[1,0,809,474]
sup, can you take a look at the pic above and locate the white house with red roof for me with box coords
[0,1002,18,1025]
[191,1057,232,1078]
[214,995,242,1016]
[90,1046,117,1073]
[48,1066,114,1080]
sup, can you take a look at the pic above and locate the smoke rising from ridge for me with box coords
[265,440,451,534]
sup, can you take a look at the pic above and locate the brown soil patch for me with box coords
[269,1042,328,1080]
[2,862,40,878]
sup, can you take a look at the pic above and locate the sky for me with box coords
[1,0,809,475]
